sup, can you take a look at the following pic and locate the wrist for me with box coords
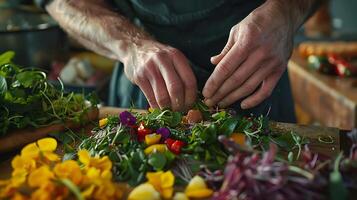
[264,0,319,32]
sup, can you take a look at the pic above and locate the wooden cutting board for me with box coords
[0,108,99,154]
[0,107,341,179]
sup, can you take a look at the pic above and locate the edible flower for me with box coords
[145,133,162,146]
[119,111,137,126]
[185,175,213,198]
[54,160,83,185]
[156,127,170,139]
[21,137,59,162]
[144,144,167,155]
[146,171,175,199]
[230,133,246,146]
[0,138,123,200]
[78,149,112,172]
[99,118,108,127]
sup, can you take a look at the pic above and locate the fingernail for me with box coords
[241,102,248,109]
[218,101,225,108]
[205,99,214,107]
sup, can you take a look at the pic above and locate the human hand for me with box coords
[123,40,197,111]
[203,1,295,109]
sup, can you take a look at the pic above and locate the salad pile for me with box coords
[75,103,306,187]
[0,51,97,136]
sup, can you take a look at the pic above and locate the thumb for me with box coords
[211,35,234,65]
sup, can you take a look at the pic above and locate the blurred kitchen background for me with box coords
[0,0,356,129]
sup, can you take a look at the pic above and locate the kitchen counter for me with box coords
[288,51,357,129]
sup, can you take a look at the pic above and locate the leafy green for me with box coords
[0,51,14,66]
[219,117,239,136]
[0,51,97,135]
[148,152,167,171]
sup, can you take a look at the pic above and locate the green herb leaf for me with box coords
[0,51,15,66]
[15,71,46,88]
[148,152,167,171]
[219,117,239,136]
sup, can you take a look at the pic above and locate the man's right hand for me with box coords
[123,40,197,111]
[46,0,197,111]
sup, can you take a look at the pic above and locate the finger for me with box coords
[156,54,185,111]
[241,69,284,109]
[205,48,269,107]
[218,59,276,108]
[210,34,235,65]
[136,77,159,108]
[146,65,171,109]
[170,49,197,109]
[203,40,254,99]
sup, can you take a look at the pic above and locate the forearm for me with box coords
[265,0,323,32]
[46,0,152,62]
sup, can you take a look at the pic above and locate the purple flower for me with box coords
[119,111,136,126]
[156,127,170,139]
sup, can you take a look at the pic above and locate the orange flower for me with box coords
[54,160,83,185]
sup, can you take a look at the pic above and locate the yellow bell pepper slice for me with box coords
[145,133,162,146]
[144,144,167,155]
[99,118,108,127]
[185,175,213,199]
[128,183,161,200]
[173,192,189,200]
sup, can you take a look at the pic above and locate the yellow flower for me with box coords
[21,143,40,159]
[81,171,122,199]
[146,171,174,199]
[78,150,112,172]
[185,175,213,199]
[128,183,161,200]
[11,168,27,187]
[99,118,108,127]
[144,144,167,155]
[28,166,54,188]
[30,182,69,200]
[54,160,83,185]
[93,180,116,199]
[11,155,36,173]
[21,137,59,162]
[82,184,95,198]
[11,192,27,200]
[0,180,13,199]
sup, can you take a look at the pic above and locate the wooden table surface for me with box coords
[288,51,357,129]
[0,107,352,179]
